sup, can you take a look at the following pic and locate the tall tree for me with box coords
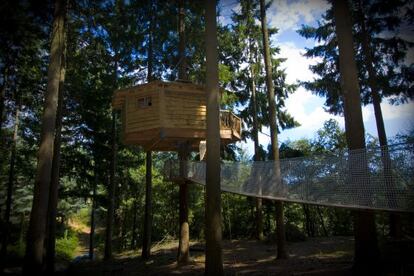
[1,91,21,259]
[177,144,190,264]
[230,0,298,239]
[0,67,7,144]
[142,0,155,260]
[177,0,191,265]
[45,22,67,272]
[104,10,120,258]
[89,166,98,260]
[23,0,67,272]
[298,0,413,115]
[355,0,401,238]
[205,0,224,274]
[332,0,379,272]
[104,110,117,260]
[259,0,287,259]
[142,151,152,259]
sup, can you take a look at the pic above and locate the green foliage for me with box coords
[55,230,79,261]
[228,0,299,145]
[297,0,413,115]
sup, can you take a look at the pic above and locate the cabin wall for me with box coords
[125,89,160,133]
[162,89,206,130]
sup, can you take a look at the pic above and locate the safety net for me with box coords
[165,143,414,212]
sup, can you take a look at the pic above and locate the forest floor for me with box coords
[68,237,356,275]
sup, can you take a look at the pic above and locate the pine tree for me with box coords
[205,0,224,274]
[332,0,380,272]
[24,0,67,273]
[259,0,287,260]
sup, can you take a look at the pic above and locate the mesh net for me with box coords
[165,143,414,212]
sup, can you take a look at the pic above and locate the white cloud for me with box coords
[382,101,414,120]
[267,0,329,35]
[278,42,320,82]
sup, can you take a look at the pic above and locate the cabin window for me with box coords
[137,96,152,109]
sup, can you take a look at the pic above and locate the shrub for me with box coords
[56,230,79,261]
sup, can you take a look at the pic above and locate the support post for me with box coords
[177,143,190,264]
[142,151,152,259]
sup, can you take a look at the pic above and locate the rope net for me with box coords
[165,143,414,212]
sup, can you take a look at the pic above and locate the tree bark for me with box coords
[1,92,20,260]
[104,50,119,260]
[248,30,264,242]
[141,3,154,258]
[104,111,117,260]
[177,144,190,264]
[45,32,66,272]
[130,195,138,250]
[178,0,187,81]
[23,0,66,273]
[205,0,224,274]
[332,0,379,272]
[316,206,328,236]
[89,170,98,260]
[177,0,190,265]
[141,151,152,259]
[147,0,154,82]
[0,66,8,145]
[356,0,401,239]
[259,0,287,259]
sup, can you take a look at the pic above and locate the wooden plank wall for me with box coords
[125,89,159,133]
[163,89,206,130]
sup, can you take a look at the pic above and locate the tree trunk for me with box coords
[141,2,154,258]
[104,111,117,260]
[249,32,264,242]
[130,196,138,250]
[357,0,401,239]
[1,93,20,260]
[147,0,154,82]
[177,144,190,264]
[104,50,118,259]
[113,173,122,251]
[89,171,98,260]
[45,34,66,272]
[205,0,224,274]
[316,206,328,236]
[141,151,152,259]
[0,66,8,145]
[178,0,187,81]
[177,0,190,265]
[120,207,128,250]
[303,205,311,237]
[23,0,66,273]
[259,0,287,259]
[332,0,379,272]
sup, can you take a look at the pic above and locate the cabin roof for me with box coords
[112,80,205,110]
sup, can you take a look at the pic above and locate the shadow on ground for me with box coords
[68,237,355,276]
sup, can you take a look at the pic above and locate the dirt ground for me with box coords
[68,237,356,275]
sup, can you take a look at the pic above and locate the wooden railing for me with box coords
[220,110,241,137]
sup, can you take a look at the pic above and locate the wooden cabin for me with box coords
[112,80,241,151]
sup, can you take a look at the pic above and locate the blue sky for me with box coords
[218,0,414,155]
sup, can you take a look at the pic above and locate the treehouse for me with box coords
[112,80,241,151]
